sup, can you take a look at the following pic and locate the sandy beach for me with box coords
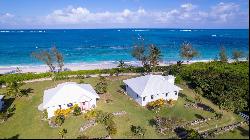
[0,60,217,74]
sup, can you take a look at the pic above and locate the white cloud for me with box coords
[210,2,240,23]
[0,2,248,28]
[43,6,148,25]
[181,3,197,11]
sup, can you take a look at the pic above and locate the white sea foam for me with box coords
[110,46,124,50]
[0,30,10,32]
[211,34,217,37]
[180,29,192,32]
[117,30,120,31]
[134,29,149,32]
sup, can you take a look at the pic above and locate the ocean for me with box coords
[0,29,249,66]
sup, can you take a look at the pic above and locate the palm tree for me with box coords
[117,60,126,68]
[180,42,199,63]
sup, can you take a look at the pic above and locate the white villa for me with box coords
[123,74,182,106]
[0,95,4,111]
[38,82,99,118]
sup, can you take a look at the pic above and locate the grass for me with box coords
[0,76,248,139]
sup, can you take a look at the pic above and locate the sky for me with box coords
[0,0,249,29]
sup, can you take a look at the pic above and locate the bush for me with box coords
[54,115,65,126]
[130,125,146,137]
[106,120,117,135]
[167,99,176,106]
[73,105,82,116]
[147,99,165,110]
[54,108,72,117]
[95,76,108,94]
[96,112,114,125]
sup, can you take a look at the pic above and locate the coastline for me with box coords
[0,59,216,74]
[0,59,247,74]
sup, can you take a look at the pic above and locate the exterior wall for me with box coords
[125,85,142,106]
[0,100,3,111]
[125,84,179,106]
[46,99,97,118]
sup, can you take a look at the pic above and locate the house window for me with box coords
[151,95,154,99]
[137,94,139,98]
[143,97,146,101]
[82,102,85,105]
[166,93,168,97]
[174,91,177,95]
[58,105,62,109]
[67,103,73,107]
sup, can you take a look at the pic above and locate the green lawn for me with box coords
[0,76,248,139]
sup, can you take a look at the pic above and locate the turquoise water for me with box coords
[0,29,248,66]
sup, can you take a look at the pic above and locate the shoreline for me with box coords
[0,59,246,74]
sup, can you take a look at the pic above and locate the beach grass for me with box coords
[0,76,248,139]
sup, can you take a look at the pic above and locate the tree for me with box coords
[6,81,25,98]
[131,45,148,67]
[180,42,199,62]
[31,49,55,72]
[95,76,108,94]
[31,46,64,72]
[219,46,228,63]
[148,44,162,72]
[58,128,67,139]
[232,49,243,62]
[51,47,64,71]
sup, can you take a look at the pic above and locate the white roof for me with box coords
[123,74,182,97]
[42,82,99,109]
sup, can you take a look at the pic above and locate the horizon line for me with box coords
[0,27,249,30]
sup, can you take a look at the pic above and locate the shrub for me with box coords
[106,120,117,135]
[186,129,202,139]
[73,105,82,116]
[147,99,165,110]
[54,115,65,126]
[130,125,146,137]
[58,128,67,139]
[167,99,176,106]
[96,112,114,125]
[95,76,108,94]
[54,108,72,117]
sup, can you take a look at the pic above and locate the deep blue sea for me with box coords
[0,29,249,66]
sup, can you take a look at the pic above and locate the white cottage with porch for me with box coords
[123,74,182,106]
[38,82,99,118]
